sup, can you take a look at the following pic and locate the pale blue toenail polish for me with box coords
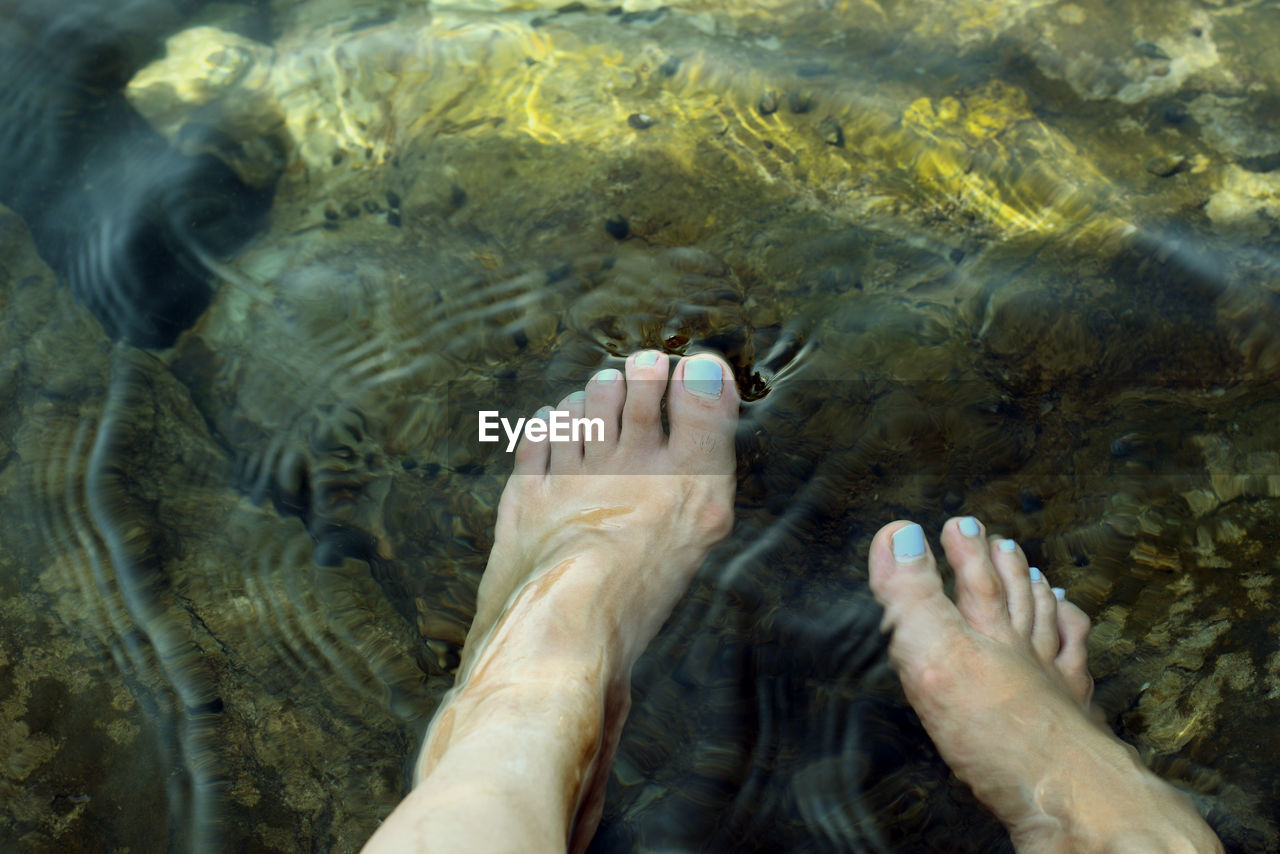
[892,523,926,561]
[958,516,980,537]
[1052,587,1066,601]
[998,539,1016,553]
[684,358,723,399]
[534,406,551,420]
[635,351,659,366]
[596,368,621,383]
[569,390,586,403]
[1029,566,1044,583]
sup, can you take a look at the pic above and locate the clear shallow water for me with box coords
[2,0,1280,850]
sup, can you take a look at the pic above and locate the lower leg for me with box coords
[366,573,618,852]
[362,351,739,854]
[367,659,608,852]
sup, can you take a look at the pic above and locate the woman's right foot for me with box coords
[868,517,1223,853]
[395,350,739,854]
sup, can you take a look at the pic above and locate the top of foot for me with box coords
[468,349,739,675]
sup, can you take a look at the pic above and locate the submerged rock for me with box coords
[1206,165,1280,237]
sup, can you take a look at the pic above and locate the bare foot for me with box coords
[411,350,738,849]
[868,518,1223,854]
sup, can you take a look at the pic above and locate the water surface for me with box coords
[2,0,1279,850]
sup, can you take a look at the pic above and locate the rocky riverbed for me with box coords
[2,0,1280,850]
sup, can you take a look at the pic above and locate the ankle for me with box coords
[417,674,608,786]
[1011,733,1221,854]
[462,555,627,685]
[400,678,609,851]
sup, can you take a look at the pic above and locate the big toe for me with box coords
[868,522,965,662]
[665,354,739,474]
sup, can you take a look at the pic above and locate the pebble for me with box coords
[787,91,813,114]
[1110,432,1143,457]
[819,118,844,147]
[757,90,778,116]
[1020,487,1045,513]
[1163,103,1189,124]
[627,112,655,130]
[1145,154,1188,177]
[604,215,629,239]
[797,62,830,78]
[620,7,666,24]
[545,263,572,284]
[1134,40,1170,60]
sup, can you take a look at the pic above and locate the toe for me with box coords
[1028,568,1059,662]
[937,521,1008,635]
[666,354,738,475]
[988,536,1034,638]
[1054,596,1094,706]
[868,521,965,662]
[620,350,669,449]
[512,406,551,475]
[583,367,624,464]
[547,391,586,474]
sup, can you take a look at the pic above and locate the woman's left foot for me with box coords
[867,517,1223,853]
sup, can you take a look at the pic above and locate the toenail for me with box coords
[892,523,926,561]
[998,539,1016,553]
[1052,587,1066,601]
[534,406,551,420]
[596,368,622,383]
[568,390,586,403]
[683,358,723,399]
[958,516,980,537]
[635,351,659,366]
[1029,566,1044,583]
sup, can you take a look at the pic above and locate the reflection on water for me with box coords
[2,0,1280,849]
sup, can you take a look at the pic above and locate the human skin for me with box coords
[363,350,738,854]
[867,519,1224,853]
[362,351,1223,854]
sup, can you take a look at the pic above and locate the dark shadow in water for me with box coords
[0,0,274,349]
[0,2,277,850]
